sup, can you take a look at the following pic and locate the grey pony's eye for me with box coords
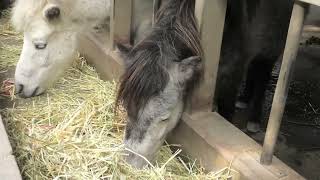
[159,113,171,122]
[35,43,47,50]
[160,115,170,122]
[161,118,169,122]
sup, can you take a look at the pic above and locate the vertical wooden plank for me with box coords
[110,0,133,48]
[195,0,205,28]
[188,0,227,112]
[152,0,161,26]
[260,2,307,165]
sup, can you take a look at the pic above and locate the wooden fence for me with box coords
[78,0,320,179]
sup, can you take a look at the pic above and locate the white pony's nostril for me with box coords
[16,84,24,94]
[19,86,40,98]
[31,87,39,97]
[35,43,47,50]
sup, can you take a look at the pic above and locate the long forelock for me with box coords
[11,0,49,32]
[117,40,171,119]
[117,0,202,119]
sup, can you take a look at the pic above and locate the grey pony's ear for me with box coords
[177,56,202,83]
[116,43,132,56]
[43,4,61,21]
[115,42,133,66]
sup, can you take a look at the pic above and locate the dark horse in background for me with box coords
[215,0,296,132]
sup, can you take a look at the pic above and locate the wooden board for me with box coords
[110,0,133,48]
[298,0,320,6]
[189,0,227,112]
[0,115,22,180]
[168,112,305,180]
[78,33,123,81]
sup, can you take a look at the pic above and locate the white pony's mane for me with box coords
[12,0,111,32]
[11,0,49,32]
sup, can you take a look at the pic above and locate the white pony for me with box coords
[12,0,111,97]
[12,0,152,97]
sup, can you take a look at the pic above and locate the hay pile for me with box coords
[0,10,236,179]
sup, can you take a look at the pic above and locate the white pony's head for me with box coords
[12,0,110,97]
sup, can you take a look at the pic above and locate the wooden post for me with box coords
[260,2,306,165]
[110,0,133,48]
[152,0,161,26]
[188,0,227,113]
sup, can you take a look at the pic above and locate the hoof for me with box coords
[247,121,261,133]
[235,101,248,109]
[251,132,266,142]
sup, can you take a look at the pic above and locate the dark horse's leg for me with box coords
[243,57,275,132]
[237,70,254,109]
[215,51,246,122]
[215,0,247,122]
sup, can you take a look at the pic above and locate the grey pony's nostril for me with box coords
[31,87,39,97]
[16,84,24,94]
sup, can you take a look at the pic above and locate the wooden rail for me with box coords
[299,0,320,6]
[78,0,307,179]
[188,0,226,112]
[0,115,22,180]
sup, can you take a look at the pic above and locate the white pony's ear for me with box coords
[43,4,60,21]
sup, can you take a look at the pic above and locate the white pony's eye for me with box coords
[34,43,47,50]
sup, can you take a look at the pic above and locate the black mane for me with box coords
[116,0,202,118]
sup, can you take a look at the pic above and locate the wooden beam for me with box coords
[189,0,227,112]
[298,0,320,6]
[152,0,161,26]
[78,33,123,81]
[261,2,307,165]
[168,112,305,180]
